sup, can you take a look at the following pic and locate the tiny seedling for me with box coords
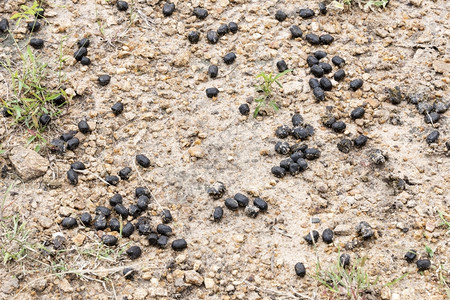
[11,1,44,27]
[438,211,450,234]
[253,69,292,118]
[425,245,434,258]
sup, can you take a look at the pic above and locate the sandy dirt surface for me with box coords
[0,0,449,299]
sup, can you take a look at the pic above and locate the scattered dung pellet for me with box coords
[114,204,129,218]
[27,20,41,32]
[446,141,450,151]
[319,62,332,74]
[206,30,219,44]
[307,56,319,67]
[417,102,433,115]
[322,229,334,244]
[369,149,386,165]
[356,221,374,239]
[290,25,303,38]
[2,107,11,117]
[61,131,75,142]
[53,235,65,250]
[172,239,188,251]
[123,268,135,280]
[217,24,229,36]
[225,198,239,210]
[61,217,77,229]
[118,167,132,180]
[304,230,320,245]
[332,121,346,133]
[78,120,90,133]
[277,60,288,72]
[67,169,78,185]
[137,195,149,210]
[0,18,9,32]
[228,22,238,33]
[53,94,66,106]
[433,101,448,114]
[275,10,287,22]
[80,56,91,66]
[314,50,327,60]
[157,235,169,248]
[137,224,151,236]
[213,206,223,221]
[188,31,200,44]
[117,1,129,11]
[80,212,92,226]
[223,52,236,64]
[128,205,141,218]
[74,47,87,61]
[253,198,268,211]
[292,127,310,141]
[320,77,332,91]
[337,139,352,153]
[162,209,173,223]
[77,38,90,48]
[305,33,320,45]
[332,56,345,67]
[208,65,218,78]
[39,114,51,126]
[111,102,124,115]
[109,218,120,232]
[319,34,334,45]
[304,148,321,160]
[105,175,119,185]
[322,114,336,128]
[193,7,208,19]
[289,163,301,175]
[234,193,249,207]
[426,130,439,144]
[109,194,123,206]
[280,158,294,170]
[147,233,158,246]
[275,125,292,139]
[272,166,286,178]
[136,154,150,168]
[295,262,306,277]
[208,181,226,199]
[319,2,327,14]
[405,250,417,262]
[35,6,45,18]
[296,158,308,171]
[94,215,107,230]
[95,206,111,217]
[292,114,304,127]
[71,162,85,171]
[275,141,290,155]
[309,78,320,89]
[29,38,44,49]
[340,254,351,268]
[206,87,219,98]
[351,107,365,120]
[310,65,324,78]
[163,2,175,16]
[353,135,368,148]
[126,246,142,260]
[157,224,173,236]
[136,187,150,198]
[122,223,135,237]
[290,151,304,162]
[299,8,315,19]
[333,69,346,81]
[245,205,259,218]
[98,75,111,86]
[424,112,440,124]
[417,259,431,271]
[49,139,65,153]
[239,103,250,115]
[349,79,363,91]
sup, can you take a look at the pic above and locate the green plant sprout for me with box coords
[11,1,44,26]
[253,69,292,118]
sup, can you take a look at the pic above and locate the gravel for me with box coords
[356,221,374,239]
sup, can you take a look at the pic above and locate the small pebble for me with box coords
[213,206,223,221]
[67,169,78,185]
[109,194,123,206]
[322,229,334,244]
[337,139,353,153]
[193,7,208,19]
[319,34,334,45]
[172,239,188,251]
[244,205,259,218]
[117,1,129,11]
[118,167,132,180]
[239,104,250,115]
[416,259,431,271]
[253,198,268,211]
[290,25,303,38]
[275,125,292,139]
[404,250,417,262]
[234,193,249,207]
[277,60,288,72]
[299,8,315,19]
[61,217,77,229]
[163,2,175,16]
[350,107,365,119]
[305,33,320,45]
[94,215,107,230]
[225,198,239,210]
[223,52,236,64]
[340,254,351,268]
[353,135,368,147]
[304,230,319,245]
[295,262,306,277]
[275,10,287,22]
[331,56,345,67]
[98,75,111,86]
[78,120,90,133]
[136,154,150,168]
[208,65,218,78]
[207,181,226,199]
[126,246,142,259]
[122,223,135,237]
[188,31,200,44]
[349,79,363,91]
[80,212,92,226]
[426,130,439,144]
[29,38,44,49]
[356,221,373,239]
[206,30,219,44]
[333,69,346,81]
[111,102,124,115]
[332,121,346,133]
[206,87,219,98]
[157,224,173,236]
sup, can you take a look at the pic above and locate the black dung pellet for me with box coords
[123,268,135,280]
[148,233,158,245]
[188,31,200,44]
[310,65,324,78]
[67,169,78,185]
[417,102,433,115]
[299,8,315,19]
[217,24,229,36]
[2,107,11,117]
[320,78,332,91]
[290,25,303,38]
[172,239,188,251]
[234,193,249,207]
[319,2,327,14]
[128,205,141,218]
[206,87,219,98]
[208,182,226,199]
[337,139,353,153]
[61,217,77,229]
[163,2,175,16]
[206,30,219,44]
[304,230,319,245]
[322,115,336,128]
[208,65,218,78]
[280,158,294,170]
[223,52,236,64]
[314,50,327,60]
[332,121,346,133]
[74,47,87,61]
[29,38,44,49]
[137,195,149,210]
[356,221,373,239]
[290,151,304,162]
[349,79,363,91]
[319,34,334,45]
[50,139,65,153]
[80,56,91,66]
[193,7,208,19]
[228,22,238,33]
[95,206,111,217]
[118,167,132,180]
[351,107,365,119]
[106,175,119,186]
[98,75,111,86]
[322,229,334,244]
[136,154,150,168]
[77,38,90,48]
[291,143,308,153]
[313,87,325,101]
[162,209,173,223]
[277,60,288,72]
[271,166,286,178]
[213,206,223,221]
[111,102,124,115]
[138,224,151,236]
[424,112,440,124]
[94,215,107,230]
[0,18,9,33]
[353,135,368,148]
[295,262,306,277]
[446,141,450,151]
[305,33,320,45]
[253,198,268,211]
[225,198,239,210]
[296,158,308,171]
[157,235,169,248]
[334,69,346,81]
[404,250,417,262]
[53,95,66,106]
[417,259,431,271]
[275,141,290,155]
[115,204,129,218]
[67,138,79,150]
[304,148,321,160]
[78,120,90,133]
[309,78,320,89]
[157,224,172,236]
[275,10,287,22]
[275,125,291,139]
[126,246,142,260]
[39,114,51,126]
[122,223,135,237]
[239,104,250,115]
[426,130,439,144]
[110,218,120,232]
[109,194,123,206]
[332,56,345,67]
[434,101,449,114]
[292,127,310,141]
[292,114,304,127]
[307,56,319,67]
[117,1,129,11]
[80,212,92,226]
[340,254,351,268]
[289,163,301,175]
[27,20,41,32]
[245,205,259,218]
